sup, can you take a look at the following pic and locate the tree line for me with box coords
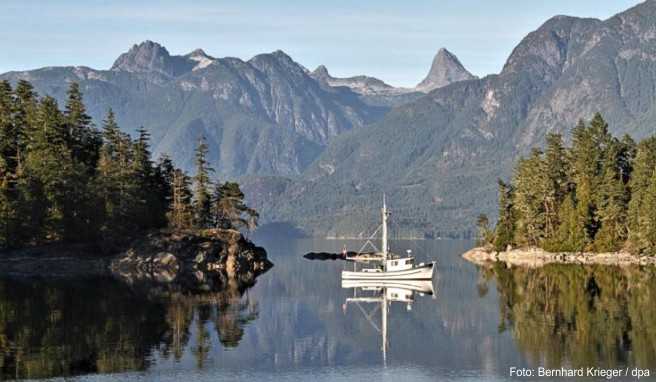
[0,80,257,250]
[478,113,656,255]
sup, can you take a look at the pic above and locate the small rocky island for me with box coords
[0,229,273,285]
[0,80,271,288]
[112,229,272,286]
[470,115,656,268]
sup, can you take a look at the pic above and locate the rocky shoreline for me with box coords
[111,228,273,287]
[0,229,273,284]
[462,246,656,268]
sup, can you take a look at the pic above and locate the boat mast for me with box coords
[381,194,388,260]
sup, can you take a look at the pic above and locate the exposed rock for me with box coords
[415,48,476,92]
[110,229,273,288]
[462,246,656,268]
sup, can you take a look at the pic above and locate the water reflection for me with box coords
[0,274,262,380]
[480,263,656,369]
[341,280,435,366]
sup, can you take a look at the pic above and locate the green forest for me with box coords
[0,80,257,250]
[479,113,656,255]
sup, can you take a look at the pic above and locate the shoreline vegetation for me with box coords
[474,114,656,264]
[0,79,270,275]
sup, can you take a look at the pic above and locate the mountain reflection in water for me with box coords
[3,237,656,381]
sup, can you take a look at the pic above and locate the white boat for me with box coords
[341,197,436,280]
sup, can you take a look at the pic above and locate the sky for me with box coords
[0,0,644,87]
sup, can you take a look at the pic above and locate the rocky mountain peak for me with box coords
[415,48,476,92]
[112,41,170,71]
[312,65,331,80]
[188,48,210,58]
[111,40,194,77]
[185,48,215,71]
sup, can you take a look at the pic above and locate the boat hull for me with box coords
[341,262,435,280]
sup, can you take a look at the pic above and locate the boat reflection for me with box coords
[341,279,436,366]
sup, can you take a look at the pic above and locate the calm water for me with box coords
[2,235,656,381]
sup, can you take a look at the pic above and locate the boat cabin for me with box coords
[385,256,415,271]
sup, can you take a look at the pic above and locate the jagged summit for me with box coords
[415,48,476,92]
[185,48,215,71]
[187,48,211,58]
[111,40,195,77]
[312,65,331,79]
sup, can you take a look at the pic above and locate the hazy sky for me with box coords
[0,0,643,87]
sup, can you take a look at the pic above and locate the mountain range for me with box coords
[3,1,656,238]
[242,0,656,238]
[0,42,469,178]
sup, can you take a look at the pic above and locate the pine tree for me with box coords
[169,169,193,229]
[64,82,101,174]
[476,213,492,246]
[155,154,175,220]
[548,192,587,252]
[212,182,258,231]
[192,137,213,228]
[493,180,515,251]
[131,127,155,227]
[0,81,16,247]
[12,80,38,172]
[0,81,17,171]
[97,109,136,236]
[627,137,656,254]
[513,149,548,246]
[542,133,569,239]
[22,96,74,241]
[639,172,656,255]
[569,117,609,246]
[594,141,630,251]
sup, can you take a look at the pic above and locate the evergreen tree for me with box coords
[0,81,16,247]
[493,180,515,251]
[594,141,630,251]
[155,154,175,220]
[97,109,136,237]
[169,169,193,229]
[627,137,656,254]
[638,172,656,255]
[547,192,587,252]
[569,117,609,246]
[64,82,101,174]
[192,137,213,228]
[542,133,569,239]
[513,149,548,246]
[476,213,492,246]
[131,127,156,227]
[12,80,38,172]
[22,96,73,241]
[212,182,258,231]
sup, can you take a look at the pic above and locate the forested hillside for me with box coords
[0,80,256,250]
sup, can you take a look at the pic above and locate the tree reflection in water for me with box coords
[0,274,260,380]
[479,263,656,369]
